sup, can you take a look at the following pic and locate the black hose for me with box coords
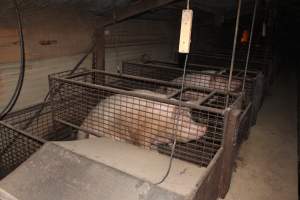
[0,0,26,120]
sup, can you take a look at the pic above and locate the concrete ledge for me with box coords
[0,138,209,200]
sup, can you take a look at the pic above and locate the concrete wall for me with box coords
[0,54,93,111]
[104,19,177,73]
[0,7,95,111]
[0,8,178,111]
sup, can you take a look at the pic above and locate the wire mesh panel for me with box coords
[0,103,75,179]
[0,122,44,179]
[188,52,272,92]
[3,103,74,140]
[122,61,264,125]
[49,69,241,167]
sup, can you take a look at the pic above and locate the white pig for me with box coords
[77,90,207,147]
[172,71,242,92]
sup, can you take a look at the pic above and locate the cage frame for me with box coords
[188,52,273,93]
[122,60,263,126]
[0,121,45,179]
[0,68,248,199]
[48,68,250,199]
[0,102,74,179]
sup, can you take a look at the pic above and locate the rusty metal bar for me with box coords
[188,62,259,75]
[226,0,242,107]
[102,0,177,27]
[198,91,217,106]
[68,68,241,97]
[127,61,256,82]
[242,0,258,92]
[50,76,226,114]
[166,89,183,99]
[0,121,46,144]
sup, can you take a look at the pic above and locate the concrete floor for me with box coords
[224,70,298,200]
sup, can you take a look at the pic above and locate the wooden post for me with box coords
[219,108,241,198]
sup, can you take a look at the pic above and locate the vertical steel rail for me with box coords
[226,0,242,107]
[242,0,258,91]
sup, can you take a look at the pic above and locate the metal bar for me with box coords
[198,91,217,106]
[125,61,255,83]
[242,0,258,91]
[217,69,227,75]
[102,0,177,27]
[3,102,47,120]
[5,110,51,126]
[189,53,268,65]
[149,60,226,71]
[0,121,46,144]
[55,119,99,138]
[149,59,261,75]
[92,68,240,96]
[133,61,258,81]
[56,119,218,161]
[64,71,92,79]
[226,0,242,107]
[188,62,259,75]
[235,71,244,77]
[50,76,225,114]
[166,89,182,99]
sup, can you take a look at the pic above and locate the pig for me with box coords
[171,71,242,92]
[77,90,207,147]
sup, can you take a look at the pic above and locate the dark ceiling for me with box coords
[0,0,256,17]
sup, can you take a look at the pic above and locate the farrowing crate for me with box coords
[49,69,251,197]
[188,52,273,93]
[122,60,263,126]
[49,69,244,167]
[0,103,74,179]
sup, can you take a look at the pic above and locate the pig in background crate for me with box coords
[188,52,272,94]
[0,102,75,179]
[122,60,264,125]
[49,69,243,167]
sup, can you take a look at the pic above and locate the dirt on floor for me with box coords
[223,69,298,200]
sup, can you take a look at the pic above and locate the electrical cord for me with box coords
[155,0,191,185]
[155,53,189,185]
[0,44,96,157]
[0,0,25,120]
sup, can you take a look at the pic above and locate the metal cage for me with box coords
[122,60,264,126]
[0,103,74,179]
[49,69,243,167]
[188,52,273,93]
[0,123,44,179]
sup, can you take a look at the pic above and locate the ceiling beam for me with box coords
[100,0,178,26]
